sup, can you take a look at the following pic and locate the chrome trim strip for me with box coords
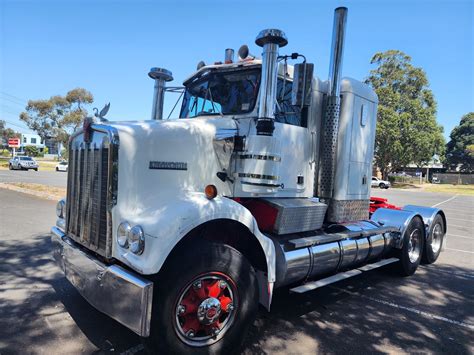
[241,181,281,188]
[238,173,279,181]
[51,226,153,337]
[238,154,281,162]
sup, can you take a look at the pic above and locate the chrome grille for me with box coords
[66,125,119,257]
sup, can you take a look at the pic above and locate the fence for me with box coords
[432,173,474,185]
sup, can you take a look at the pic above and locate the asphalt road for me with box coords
[0,188,472,354]
[0,169,67,188]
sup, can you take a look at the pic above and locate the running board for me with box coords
[290,258,399,294]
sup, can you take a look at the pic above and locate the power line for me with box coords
[0,91,28,104]
[1,119,29,131]
[0,96,26,107]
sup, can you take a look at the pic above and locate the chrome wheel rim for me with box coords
[408,228,422,263]
[173,272,238,347]
[431,223,443,254]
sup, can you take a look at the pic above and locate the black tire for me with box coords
[34,168,38,171]
[395,216,425,276]
[143,242,258,355]
[9,164,12,170]
[422,214,445,264]
[379,183,386,189]
[56,167,59,171]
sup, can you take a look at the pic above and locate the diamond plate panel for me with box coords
[263,198,328,235]
[327,199,370,223]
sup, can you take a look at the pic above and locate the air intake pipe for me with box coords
[255,29,288,136]
[148,67,173,120]
[318,7,348,199]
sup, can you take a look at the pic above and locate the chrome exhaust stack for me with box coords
[255,29,288,136]
[225,48,235,63]
[148,67,173,120]
[318,7,348,201]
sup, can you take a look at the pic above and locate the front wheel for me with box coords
[143,242,258,354]
[396,216,425,276]
[379,183,386,189]
[9,164,12,170]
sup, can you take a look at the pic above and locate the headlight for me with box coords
[56,199,65,218]
[117,222,131,248]
[128,225,145,255]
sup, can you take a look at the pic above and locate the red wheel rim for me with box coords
[173,272,238,347]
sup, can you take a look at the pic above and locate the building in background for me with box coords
[44,138,63,156]
[19,133,45,152]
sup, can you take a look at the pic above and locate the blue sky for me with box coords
[0,0,472,140]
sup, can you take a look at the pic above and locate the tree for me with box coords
[366,50,445,179]
[445,112,474,172]
[0,120,20,143]
[19,88,94,146]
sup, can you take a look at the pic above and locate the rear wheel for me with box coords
[396,216,425,276]
[56,167,59,171]
[9,164,12,170]
[379,183,386,189]
[422,214,445,264]
[143,242,258,354]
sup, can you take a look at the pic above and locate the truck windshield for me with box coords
[180,68,260,118]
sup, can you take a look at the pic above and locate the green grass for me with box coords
[423,184,474,196]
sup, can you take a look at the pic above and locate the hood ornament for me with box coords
[93,102,110,122]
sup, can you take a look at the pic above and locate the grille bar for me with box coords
[66,125,117,257]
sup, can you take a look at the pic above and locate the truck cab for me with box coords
[51,7,447,353]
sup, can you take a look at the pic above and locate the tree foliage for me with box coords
[19,88,93,145]
[0,120,20,144]
[366,50,445,178]
[445,112,474,172]
[25,145,41,157]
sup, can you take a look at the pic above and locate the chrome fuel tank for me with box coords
[274,220,394,288]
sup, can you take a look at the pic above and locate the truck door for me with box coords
[273,79,313,197]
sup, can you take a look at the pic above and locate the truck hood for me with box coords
[108,117,237,214]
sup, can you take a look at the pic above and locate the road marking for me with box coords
[431,195,458,208]
[445,247,474,254]
[330,286,474,330]
[448,233,474,240]
[445,216,474,222]
[120,344,144,355]
[447,224,474,230]
[421,266,474,279]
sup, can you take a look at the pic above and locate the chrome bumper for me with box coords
[51,226,153,337]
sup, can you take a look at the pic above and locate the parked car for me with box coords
[9,156,39,171]
[55,161,68,172]
[371,176,390,189]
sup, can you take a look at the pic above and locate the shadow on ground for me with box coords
[1,234,472,354]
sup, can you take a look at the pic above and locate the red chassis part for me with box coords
[369,196,401,215]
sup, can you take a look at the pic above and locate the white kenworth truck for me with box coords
[51,7,447,354]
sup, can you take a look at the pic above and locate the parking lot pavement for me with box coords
[0,169,67,188]
[0,188,472,354]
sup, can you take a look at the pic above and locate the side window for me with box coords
[275,78,306,127]
[372,177,377,181]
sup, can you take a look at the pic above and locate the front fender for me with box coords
[112,193,276,283]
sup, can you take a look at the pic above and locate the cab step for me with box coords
[289,257,399,294]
